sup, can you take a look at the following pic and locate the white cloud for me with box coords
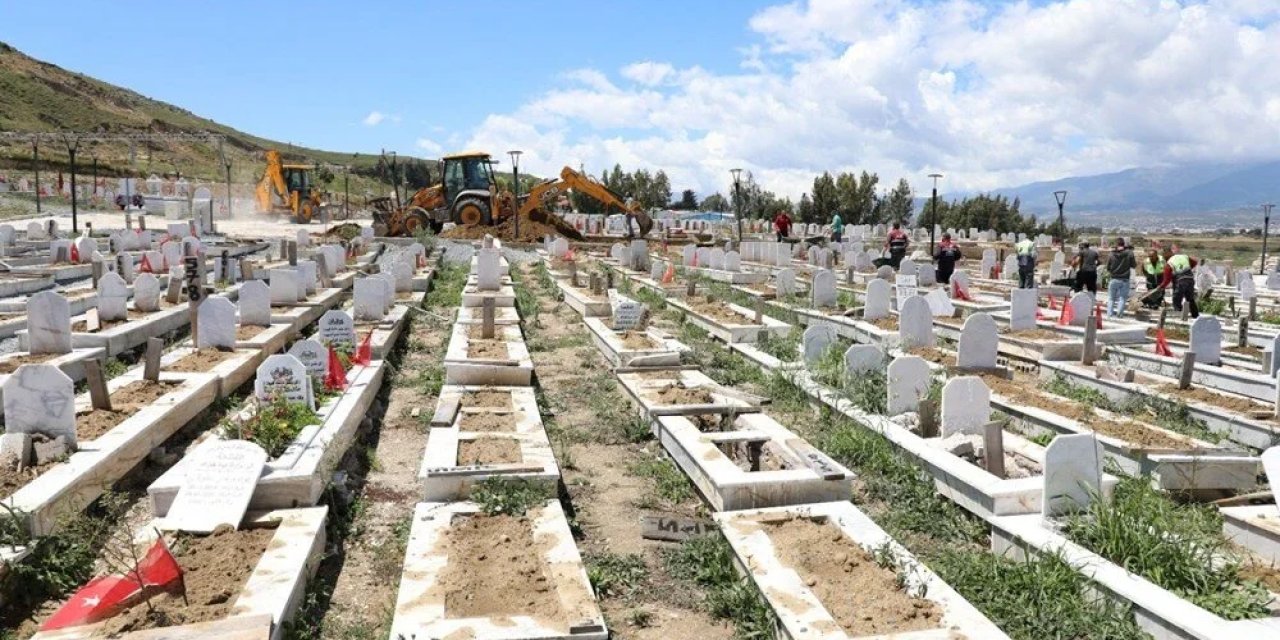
[362,111,386,126]
[415,138,444,155]
[461,0,1280,203]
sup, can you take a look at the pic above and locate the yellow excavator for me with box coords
[371,151,651,240]
[255,150,325,223]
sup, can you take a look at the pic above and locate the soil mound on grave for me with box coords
[654,383,714,406]
[95,526,276,635]
[463,390,512,409]
[459,412,518,433]
[441,510,569,626]
[441,217,562,243]
[457,437,521,465]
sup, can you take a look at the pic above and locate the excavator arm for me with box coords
[255,150,292,214]
[520,167,653,237]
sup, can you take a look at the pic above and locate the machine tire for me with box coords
[295,200,315,224]
[454,197,492,227]
[403,208,430,236]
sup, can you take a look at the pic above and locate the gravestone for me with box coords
[802,324,837,364]
[1189,316,1222,365]
[133,273,163,313]
[723,251,741,272]
[1238,272,1256,301]
[898,295,934,349]
[697,247,712,267]
[776,268,796,297]
[951,270,971,296]
[288,339,328,379]
[239,280,272,326]
[1004,255,1019,281]
[957,313,999,370]
[610,243,624,263]
[196,297,237,350]
[899,259,918,277]
[97,272,130,322]
[1042,434,1104,518]
[650,261,664,282]
[894,274,918,310]
[844,344,884,375]
[941,376,990,437]
[864,279,892,320]
[876,265,895,280]
[26,291,71,354]
[270,269,301,305]
[1009,289,1038,331]
[116,253,136,283]
[373,273,397,314]
[297,260,318,295]
[1266,272,1280,291]
[390,257,414,292]
[477,248,501,291]
[887,356,930,416]
[1067,292,1093,327]
[165,440,269,533]
[74,236,97,264]
[160,241,181,269]
[354,279,386,321]
[811,270,837,308]
[255,354,314,409]
[682,245,695,266]
[608,291,647,330]
[924,289,956,317]
[709,248,725,270]
[318,310,356,348]
[853,251,873,272]
[26,221,43,240]
[49,240,72,263]
[4,364,77,447]
[917,265,936,287]
[296,228,310,248]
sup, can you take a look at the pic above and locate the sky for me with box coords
[4,0,1280,203]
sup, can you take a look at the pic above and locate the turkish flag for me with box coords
[1094,304,1105,329]
[1047,295,1059,310]
[662,264,675,284]
[139,254,154,273]
[951,281,971,301]
[354,331,373,366]
[40,575,141,630]
[69,244,80,264]
[324,345,348,391]
[1057,299,1075,326]
[135,538,183,589]
[1154,328,1174,357]
[564,249,576,262]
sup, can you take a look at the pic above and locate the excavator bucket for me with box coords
[528,209,585,241]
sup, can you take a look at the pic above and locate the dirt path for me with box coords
[520,263,733,640]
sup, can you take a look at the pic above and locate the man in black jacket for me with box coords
[1105,238,1135,317]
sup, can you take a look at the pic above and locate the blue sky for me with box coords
[1,0,776,155]
[4,0,1279,201]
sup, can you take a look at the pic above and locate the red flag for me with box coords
[564,249,576,262]
[139,254,154,273]
[1154,328,1174,357]
[661,264,675,284]
[951,280,971,301]
[354,331,373,366]
[1057,299,1075,326]
[135,538,183,589]
[1047,295,1059,310]
[325,345,348,391]
[40,575,140,631]
[69,244,80,264]
[1035,308,1046,320]
[1094,304,1105,329]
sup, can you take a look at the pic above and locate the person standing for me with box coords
[1105,238,1135,317]
[830,211,844,243]
[1015,236,1037,289]
[1157,247,1199,318]
[1072,241,1100,294]
[884,222,909,268]
[773,210,792,242]
[934,232,962,284]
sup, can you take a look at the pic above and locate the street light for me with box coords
[730,168,743,243]
[928,173,943,255]
[507,150,523,241]
[1053,190,1068,246]
[1262,203,1276,275]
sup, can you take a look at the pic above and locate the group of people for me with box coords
[770,209,1203,319]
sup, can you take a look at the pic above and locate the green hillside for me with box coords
[0,41,412,188]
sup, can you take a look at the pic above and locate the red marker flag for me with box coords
[69,243,80,264]
[661,264,675,284]
[354,331,373,366]
[951,280,972,301]
[136,538,183,589]
[1094,304,1105,329]
[1047,295,1059,310]
[40,575,139,630]
[139,253,154,273]
[1154,328,1174,357]
[325,345,348,391]
[1057,299,1075,326]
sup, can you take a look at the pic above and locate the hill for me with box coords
[0,41,413,187]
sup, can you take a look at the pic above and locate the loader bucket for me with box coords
[529,209,585,241]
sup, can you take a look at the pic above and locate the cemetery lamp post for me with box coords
[1054,190,1068,246]
[730,168,744,243]
[928,173,943,255]
[508,150,523,241]
[1263,203,1276,275]
[32,140,40,214]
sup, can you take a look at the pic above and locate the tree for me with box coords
[882,178,913,224]
[797,193,815,222]
[700,192,728,212]
[809,172,838,224]
[675,189,698,210]
[651,170,672,209]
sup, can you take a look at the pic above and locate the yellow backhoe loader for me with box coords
[371,151,651,240]
[255,150,325,223]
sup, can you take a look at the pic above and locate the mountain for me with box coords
[0,42,402,184]
[992,161,1280,218]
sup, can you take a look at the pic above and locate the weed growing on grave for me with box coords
[837,289,857,309]
[664,534,776,639]
[103,357,128,380]
[1043,374,1220,443]
[1197,295,1228,317]
[425,262,467,310]
[629,454,694,505]
[1063,476,1271,620]
[754,328,800,362]
[625,607,654,628]
[227,396,318,458]
[809,342,847,388]
[510,266,541,328]
[586,552,649,599]
[931,549,1148,640]
[535,260,556,292]
[471,477,550,516]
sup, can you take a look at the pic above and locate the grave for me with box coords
[1189,316,1223,365]
[898,295,934,349]
[802,324,837,364]
[957,313,999,370]
[941,376,990,436]
[443,323,533,386]
[26,291,72,354]
[864,279,891,320]
[811,269,837,308]
[887,355,930,415]
[318,309,356,348]
[163,440,268,533]
[96,272,130,322]
[1009,289,1037,331]
[844,344,884,375]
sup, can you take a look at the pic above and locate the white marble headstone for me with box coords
[776,268,796,297]
[1042,434,1104,518]
[898,296,934,349]
[164,440,269,533]
[4,364,77,446]
[96,272,129,321]
[864,279,891,320]
[802,324,837,364]
[1009,289,1038,331]
[354,279,386,321]
[1067,292,1093,327]
[811,270,837,308]
[887,355,930,416]
[957,313,999,370]
[318,310,356,348]
[196,297,237,350]
[270,269,301,305]
[941,376,990,437]
[844,344,884,376]
[239,280,272,326]
[255,354,314,409]
[477,248,501,291]
[288,339,327,378]
[1189,316,1222,365]
[26,291,72,355]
